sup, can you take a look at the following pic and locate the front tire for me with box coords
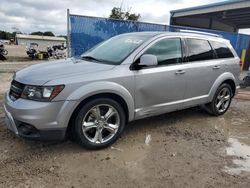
[2,49,8,55]
[204,83,233,116]
[74,98,126,149]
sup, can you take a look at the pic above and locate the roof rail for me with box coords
[178,29,223,38]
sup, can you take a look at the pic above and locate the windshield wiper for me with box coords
[81,55,102,62]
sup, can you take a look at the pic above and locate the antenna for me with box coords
[120,0,124,10]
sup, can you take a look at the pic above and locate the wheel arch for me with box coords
[222,79,236,96]
[65,81,135,138]
[208,72,237,101]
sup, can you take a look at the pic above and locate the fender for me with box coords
[66,81,135,121]
[208,72,236,102]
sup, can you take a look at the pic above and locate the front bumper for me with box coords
[4,104,19,135]
[3,91,77,141]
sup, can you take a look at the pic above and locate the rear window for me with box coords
[186,39,215,62]
[210,41,234,59]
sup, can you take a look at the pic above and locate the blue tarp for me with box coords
[69,14,250,58]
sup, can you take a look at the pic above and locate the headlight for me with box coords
[21,85,64,102]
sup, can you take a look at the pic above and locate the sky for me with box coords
[0,0,249,35]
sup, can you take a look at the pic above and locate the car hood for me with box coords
[15,58,115,85]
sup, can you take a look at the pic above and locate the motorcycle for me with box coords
[27,43,67,60]
[47,44,67,59]
[26,43,38,59]
[0,44,8,55]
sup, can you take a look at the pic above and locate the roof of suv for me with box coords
[123,31,228,43]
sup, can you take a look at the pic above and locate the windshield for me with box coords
[81,34,152,65]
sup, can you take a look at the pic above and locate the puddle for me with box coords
[109,143,150,180]
[225,138,250,175]
[231,118,247,126]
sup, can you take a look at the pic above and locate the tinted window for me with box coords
[144,38,182,66]
[186,39,214,62]
[210,41,234,59]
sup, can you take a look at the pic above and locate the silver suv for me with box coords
[4,32,240,149]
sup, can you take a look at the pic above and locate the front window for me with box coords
[81,34,152,65]
[144,38,182,66]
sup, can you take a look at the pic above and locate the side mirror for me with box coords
[139,54,158,67]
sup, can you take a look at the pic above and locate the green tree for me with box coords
[30,31,55,36]
[109,7,140,21]
[30,31,44,36]
[0,30,14,40]
[43,31,55,36]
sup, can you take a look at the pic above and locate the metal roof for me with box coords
[170,0,247,15]
[170,0,250,32]
[16,34,66,41]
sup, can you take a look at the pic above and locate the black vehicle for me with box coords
[240,72,250,88]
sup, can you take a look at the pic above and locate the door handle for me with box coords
[213,65,221,70]
[175,70,186,75]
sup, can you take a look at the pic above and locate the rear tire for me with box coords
[204,83,233,116]
[74,98,126,149]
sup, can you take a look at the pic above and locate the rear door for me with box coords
[182,38,224,108]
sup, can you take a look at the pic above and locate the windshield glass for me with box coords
[81,34,152,65]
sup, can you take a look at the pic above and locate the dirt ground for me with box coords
[0,73,250,188]
[3,45,30,62]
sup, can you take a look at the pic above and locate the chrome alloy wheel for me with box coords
[82,104,120,144]
[215,87,231,113]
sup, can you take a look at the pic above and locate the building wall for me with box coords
[17,38,66,48]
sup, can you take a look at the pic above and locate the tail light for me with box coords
[239,60,243,67]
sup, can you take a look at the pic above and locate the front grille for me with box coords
[9,80,25,101]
